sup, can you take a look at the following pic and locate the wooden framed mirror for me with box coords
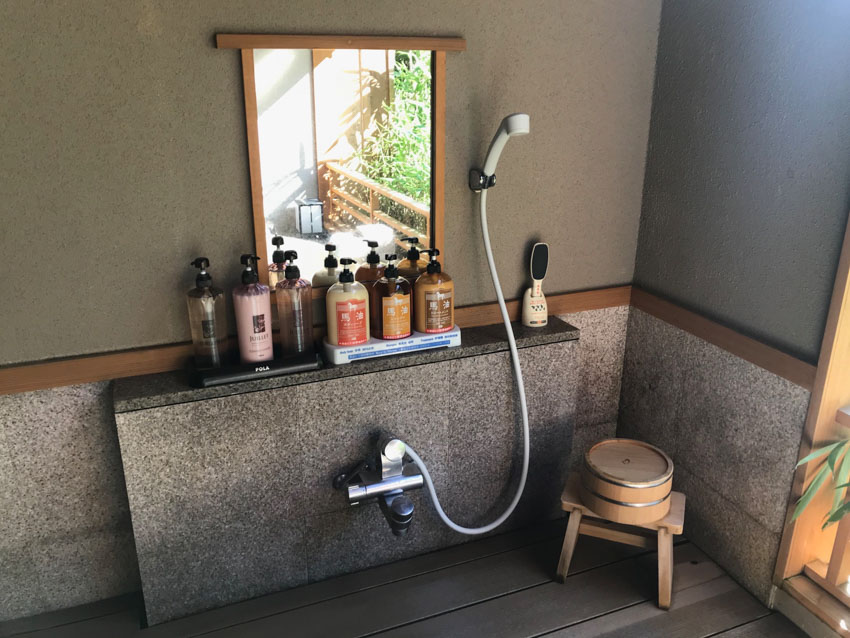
[217,34,465,286]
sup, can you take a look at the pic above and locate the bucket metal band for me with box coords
[584,486,671,508]
[583,462,672,490]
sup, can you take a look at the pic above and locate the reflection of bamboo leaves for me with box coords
[355,50,431,210]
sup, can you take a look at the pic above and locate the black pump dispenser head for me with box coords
[384,254,399,278]
[363,240,380,264]
[240,254,260,284]
[424,248,442,274]
[324,244,338,268]
[403,236,421,261]
[190,257,212,288]
[339,258,355,283]
[284,250,300,280]
[271,236,285,264]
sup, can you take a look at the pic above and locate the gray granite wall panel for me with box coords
[0,382,139,621]
[618,308,810,604]
[115,339,579,624]
[558,306,628,472]
[559,306,629,429]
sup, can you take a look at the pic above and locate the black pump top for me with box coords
[363,239,380,264]
[425,248,442,274]
[402,236,420,261]
[271,236,285,264]
[284,250,301,280]
[240,254,260,284]
[339,257,355,283]
[190,257,212,288]
[324,244,338,268]
[384,254,400,279]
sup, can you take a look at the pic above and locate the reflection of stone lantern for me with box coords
[296,198,324,235]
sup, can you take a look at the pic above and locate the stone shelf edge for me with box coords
[113,317,580,413]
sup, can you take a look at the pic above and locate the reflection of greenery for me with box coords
[379,195,426,234]
[356,50,431,207]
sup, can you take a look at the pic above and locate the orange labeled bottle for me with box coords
[371,255,412,340]
[414,249,454,333]
[326,258,369,346]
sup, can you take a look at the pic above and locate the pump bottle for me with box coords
[186,257,228,368]
[311,244,339,287]
[232,254,274,363]
[268,236,286,290]
[370,255,412,340]
[276,250,314,356]
[355,240,385,285]
[326,258,369,346]
[311,243,338,326]
[415,249,454,333]
[397,236,429,282]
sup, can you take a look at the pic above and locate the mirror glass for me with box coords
[252,47,433,281]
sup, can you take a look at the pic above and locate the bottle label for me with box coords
[202,319,216,339]
[382,294,411,339]
[336,299,368,345]
[252,314,267,334]
[425,288,453,333]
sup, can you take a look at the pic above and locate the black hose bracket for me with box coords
[469,168,496,192]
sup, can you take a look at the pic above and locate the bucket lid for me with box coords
[584,438,673,487]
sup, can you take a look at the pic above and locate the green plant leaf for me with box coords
[796,440,847,468]
[832,447,850,515]
[823,500,850,529]
[828,440,849,475]
[793,463,831,521]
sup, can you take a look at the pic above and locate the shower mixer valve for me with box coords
[333,438,424,536]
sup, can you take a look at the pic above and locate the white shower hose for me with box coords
[402,188,531,535]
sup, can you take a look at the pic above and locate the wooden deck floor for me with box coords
[1,519,803,638]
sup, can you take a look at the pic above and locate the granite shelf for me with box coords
[113,317,579,413]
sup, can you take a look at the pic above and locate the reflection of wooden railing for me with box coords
[802,405,850,608]
[319,160,429,247]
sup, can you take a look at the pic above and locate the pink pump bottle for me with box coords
[232,254,274,364]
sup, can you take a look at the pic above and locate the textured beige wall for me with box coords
[0,1,661,365]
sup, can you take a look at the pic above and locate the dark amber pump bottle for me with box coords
[414,249,454,333]
[397,236,429,282]
[355,240,385,285]
[370,255,412,340]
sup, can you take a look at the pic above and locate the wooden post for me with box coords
[775,212,850,582]
[369,188,378,224]
[657,528,673,609]
[827,515,850,586]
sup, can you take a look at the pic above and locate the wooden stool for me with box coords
[556,473,685,609]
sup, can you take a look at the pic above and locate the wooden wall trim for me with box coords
[455,285,632,328]
[0,343,195,396]
[1,284,817,396]
[216,34,467,52]
[630,287,816,391]
[0,286,630,396]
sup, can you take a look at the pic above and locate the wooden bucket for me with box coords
[579,438,674,525]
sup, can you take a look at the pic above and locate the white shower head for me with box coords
[482,113,530,176]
